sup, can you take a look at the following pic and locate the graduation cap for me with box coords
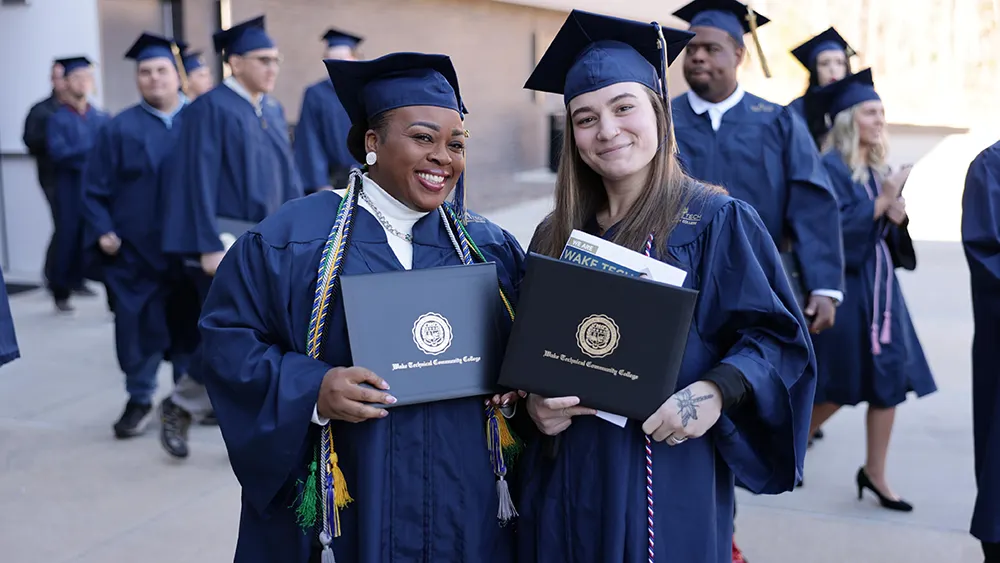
[212,15,274,58]
[182,50,206,73]
[124,32,181,64]
[55,56,92,75]
[791,27,856,71]
[817,67,879,118]
[324,52,465,126]
[322,27,363,49]
[523,9,694,104]
[672,0,771,77]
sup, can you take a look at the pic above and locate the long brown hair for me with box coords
[532,85,712,259]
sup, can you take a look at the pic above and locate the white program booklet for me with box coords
[559,230,689,427]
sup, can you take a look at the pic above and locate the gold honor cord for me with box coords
[744,2,771,78]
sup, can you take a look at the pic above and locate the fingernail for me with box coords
[501,399,510,407]
[518,391,527,398]
[385,395,397,404]
[381,381,390,390]
[380,409,389,417]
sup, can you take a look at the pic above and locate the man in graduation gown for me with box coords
[159,14,303,459]
[293,28,362,194]
[182,49,215,100]
[23,61,70,288]
[669,2,844,560]
[80,33,195,439]
[670,1,844,339]
[0,268,20,369]
[962,140,1000,563]
[46,56,111,314]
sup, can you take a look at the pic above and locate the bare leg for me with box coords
[864,406,900,499]
[809,402,841,437]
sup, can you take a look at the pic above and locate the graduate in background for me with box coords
[198,51,525,563]
[46,56,110,314]
[159,14,303,459]
[809,69,935,512]
[789,27,856,149]
[518,10,815,563]
[962,139,1000,563]
[182,49,215,100]
[0,269,20,369]
[23,61,70,289]
[670,0,844,336]
[80,32,194,440]
[293,27,363,194]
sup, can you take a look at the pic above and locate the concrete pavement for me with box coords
[0,193,987,562]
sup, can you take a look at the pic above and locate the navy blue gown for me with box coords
[516,187,815,563]
[962,141,1000,545]
[294,79,358,193]
[811,151,935,407]
[161,84,303,256]
[46,104,111,298]
[81,103,194,383]
[0,268,19,367]
[198,191,526,563]
[787,95,805,120]
[671,93,844,298]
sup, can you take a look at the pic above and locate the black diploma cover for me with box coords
[341,262,504,407]
[498,253,698,421]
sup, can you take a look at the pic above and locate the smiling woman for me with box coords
[196,51,531,563]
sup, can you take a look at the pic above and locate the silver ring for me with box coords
[667,435,688,445]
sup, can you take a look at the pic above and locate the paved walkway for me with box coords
[0,194,987,562]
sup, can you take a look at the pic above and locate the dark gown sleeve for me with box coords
[23,101,50,157]
[781,110,846,294]
[0,269,19,367]
[294,88,329,193]
[700,201,814,494]
[963,145,1000,288]
[80,123,118,247]
[198,232,330,516]
[46,111,92,170]
[161,100,225,255]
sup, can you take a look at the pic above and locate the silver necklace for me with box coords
[360,188,413,242]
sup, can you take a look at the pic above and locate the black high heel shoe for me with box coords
[856,467,913,512]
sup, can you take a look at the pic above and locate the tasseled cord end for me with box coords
[486,404,523,525]
[879,312,892,345]
[319,531,336,563]
[870,324,882,356]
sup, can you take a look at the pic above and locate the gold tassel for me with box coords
[744,2,771,78]
[326,426,353,512]
[170,42,191,97]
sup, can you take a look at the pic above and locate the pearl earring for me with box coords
[365,151,377,166]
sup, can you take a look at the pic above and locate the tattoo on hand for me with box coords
[675,388,715,427]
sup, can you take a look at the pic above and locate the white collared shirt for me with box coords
[686,85,745,132]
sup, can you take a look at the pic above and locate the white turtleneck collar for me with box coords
[355,174,430,270]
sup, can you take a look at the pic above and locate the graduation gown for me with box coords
[811,152,935,408]
[515,189,815,563]
[80,103,189,373]
[161,84,303,256]
[293,79,358,193]
[962,141,1000,544]
[671,92,844,299]
[0,268,20,367]
[198,191,526,563]
[46,104,110,293]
